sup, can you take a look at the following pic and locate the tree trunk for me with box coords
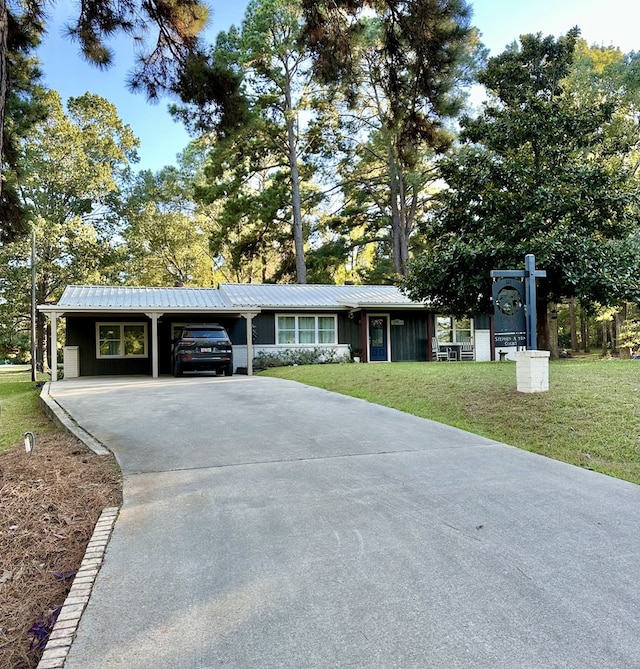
[601,319,608,356]
[536,299,550,353]
[389,148,403,276]
[287,119,306,284]
[580,310,589,353]
[390,188,404,275]
[0,0,7,196]
[388,147,411,276]
[569,298,578,351]
[548,303,559,360]
[283,79,306,284]
[612,311,621,354]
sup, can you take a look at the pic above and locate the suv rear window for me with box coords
[181,328,228,339]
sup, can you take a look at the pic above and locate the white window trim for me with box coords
[436,315,475,344]
[275,314,337,346]
[96,322,148,359]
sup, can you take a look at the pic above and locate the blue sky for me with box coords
[36,0,638,173]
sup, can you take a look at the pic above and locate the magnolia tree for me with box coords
[405,30,640,352]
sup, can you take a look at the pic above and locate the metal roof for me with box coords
[219,283,425,309]
[52,285,233,311]
[39,283,427,313]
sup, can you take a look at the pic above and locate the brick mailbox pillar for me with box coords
[515,350,550,393]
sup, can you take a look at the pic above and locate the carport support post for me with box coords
[145,312,161,379]
[245,313,257,376]
[49,311,60,382]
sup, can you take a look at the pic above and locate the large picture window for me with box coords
[96,323,148,358]
[436,316,473,343]
[276,315,337,345]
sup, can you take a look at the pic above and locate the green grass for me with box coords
[0,367,53,452]
[262,359,640,486]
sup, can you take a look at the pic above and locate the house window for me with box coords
[96,323,148,358]
[436,316,473,343]
[276,315,337,345]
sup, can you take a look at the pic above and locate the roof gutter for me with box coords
[37,305,261,315]
[338,302,430,310]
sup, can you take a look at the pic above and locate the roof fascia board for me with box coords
[338,302,429,310]
[262,305,350,311]
[37,305,261,315]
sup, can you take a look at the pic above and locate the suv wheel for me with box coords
[173,360,183,377]
[224,363,233,377]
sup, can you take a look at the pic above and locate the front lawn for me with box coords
[0,367,52,453]
[262,359,640,485]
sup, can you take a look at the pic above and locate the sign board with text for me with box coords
[492,278,526,347]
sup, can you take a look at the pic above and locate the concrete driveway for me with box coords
[49,375,640,669]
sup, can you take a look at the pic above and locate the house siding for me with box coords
[253,313,276,345]
[66,316,152,376]
[66,314,249,376]
[389,311,429,362]
[252,311,358,348]
[474,314,492,330]
[338,315,361,350]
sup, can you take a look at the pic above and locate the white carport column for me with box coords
[49,311,60,382]
[144,312,162,379]
[245,312,258,376]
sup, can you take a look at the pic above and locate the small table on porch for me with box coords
[438,342,463,361]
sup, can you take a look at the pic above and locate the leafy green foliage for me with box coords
[253,347,350,369]
[302,0,475,138]
[65,0,209,99]
[171,28,250,136]
[0,0,209,221]
[406,30,640,316]
[176,0,335,283]
[122,157,218,286]
[0,91,138,366]
[196,125,301,283]
[300,0,482,276]
[0,3,48,242]
[618,318,640,355]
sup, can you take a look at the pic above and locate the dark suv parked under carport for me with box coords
[173,324,233,377]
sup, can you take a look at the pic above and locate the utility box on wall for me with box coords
[63,346,79,378]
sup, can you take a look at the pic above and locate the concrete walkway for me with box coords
[49,375,640,669]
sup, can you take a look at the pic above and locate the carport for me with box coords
[38,286,260,381]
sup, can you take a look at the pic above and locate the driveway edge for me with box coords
[35,506,120,669]
[40,383,110,456]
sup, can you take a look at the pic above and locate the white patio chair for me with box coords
[460,340,475,361]
[432,337,449,361]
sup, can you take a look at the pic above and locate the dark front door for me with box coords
[368,316,388,361]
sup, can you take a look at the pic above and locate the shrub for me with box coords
[618,319,640,357]
[253,348,351,370]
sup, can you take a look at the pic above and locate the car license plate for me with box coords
[199,347,212,353]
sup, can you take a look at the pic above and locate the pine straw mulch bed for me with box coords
[0,432,122,668]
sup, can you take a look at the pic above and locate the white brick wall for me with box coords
[515,350,550,393]
[232,345,248,370]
